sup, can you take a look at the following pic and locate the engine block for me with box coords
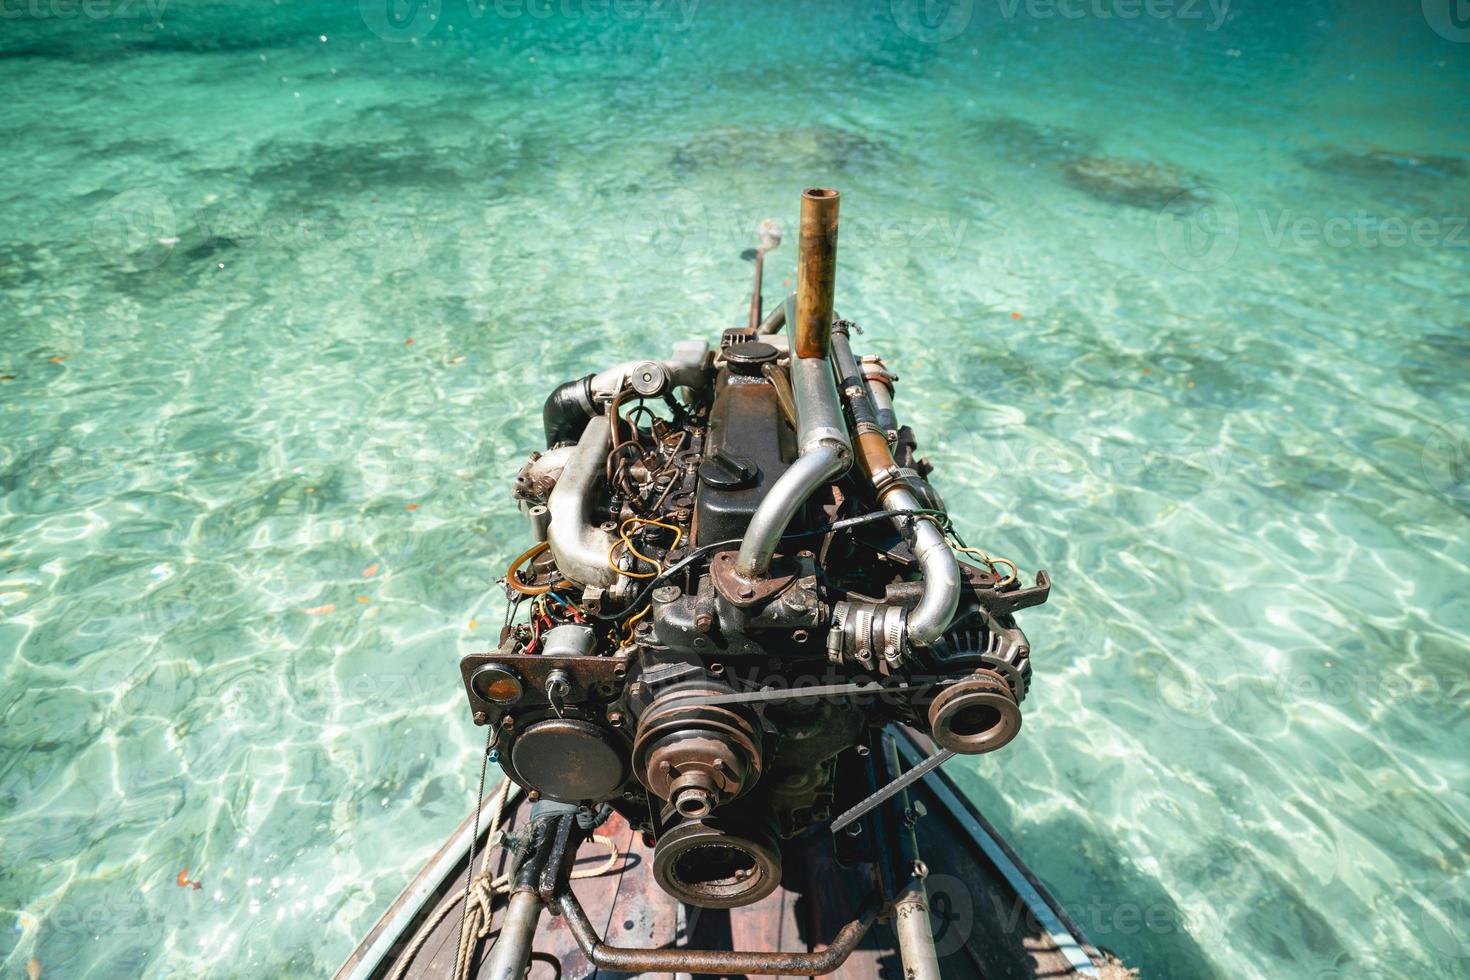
[461,188,1050,909]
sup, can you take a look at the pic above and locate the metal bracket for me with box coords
[708,549,798,608]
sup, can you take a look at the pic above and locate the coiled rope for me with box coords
[389,779,621,980]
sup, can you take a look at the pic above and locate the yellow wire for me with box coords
[952,541,1019,589]
[507,541,554,595]
[620,605,651,647]
[606,517,684,581]
[607,538,660,579]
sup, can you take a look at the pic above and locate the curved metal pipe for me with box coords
[589,340,710,400]
[556,888,879,976]
[882,485,960,648]
[546,416,619,589]
[830,324,959,650]
[734,444,846,578]
[734,293,852,579]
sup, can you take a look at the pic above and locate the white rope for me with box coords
[387,783,622,980]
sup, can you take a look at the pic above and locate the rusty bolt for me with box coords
[472,711,488,725]
[738,585,755,600]
[607,710,624,726]
[694,612,714,633]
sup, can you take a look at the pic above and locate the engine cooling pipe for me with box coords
[543,342,711,449]
[735,189,851,580]
[543,374,597,448]
[546,415,620,589]
[830,322,960,651]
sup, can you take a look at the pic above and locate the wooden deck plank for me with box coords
[347,729,1106,980]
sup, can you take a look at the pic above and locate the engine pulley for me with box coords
[632,684,762,820]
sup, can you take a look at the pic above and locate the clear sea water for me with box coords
[1,1,1468,977]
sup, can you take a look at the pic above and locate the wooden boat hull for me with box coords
[337,727,1107,979]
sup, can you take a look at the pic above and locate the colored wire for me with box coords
[619,605,651,648]
[506,541,555,595]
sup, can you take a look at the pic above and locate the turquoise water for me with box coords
[2,1,1468,976]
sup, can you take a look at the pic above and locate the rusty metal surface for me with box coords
[793,188,839,360]
[708,548,797,606]
[459,653,631,721]
[556,887,879,976]
[346,729,1117,980]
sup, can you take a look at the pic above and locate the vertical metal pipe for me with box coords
[882,735,943,980]
[734,198,851,581]
[794,188,839,360]
[484,890,543,980]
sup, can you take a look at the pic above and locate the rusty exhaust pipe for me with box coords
[735,189,850,579]
[793,188,840,359]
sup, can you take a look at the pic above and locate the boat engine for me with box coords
[462,188,1050,909]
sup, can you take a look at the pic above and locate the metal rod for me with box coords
[883,735,943,980]
[748,248,766,331]
[830,746,955,833]
[556,888,879,975]
[484,891,543,980]
[793,188,839,359]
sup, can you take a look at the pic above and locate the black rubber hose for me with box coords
[542,374,596,448]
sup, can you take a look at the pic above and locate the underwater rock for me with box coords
[670,125,895,175]
[1299,148,1467,182]
[971,115,1098,166]
[1063,155,1209,210]
[251,138,469,194]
